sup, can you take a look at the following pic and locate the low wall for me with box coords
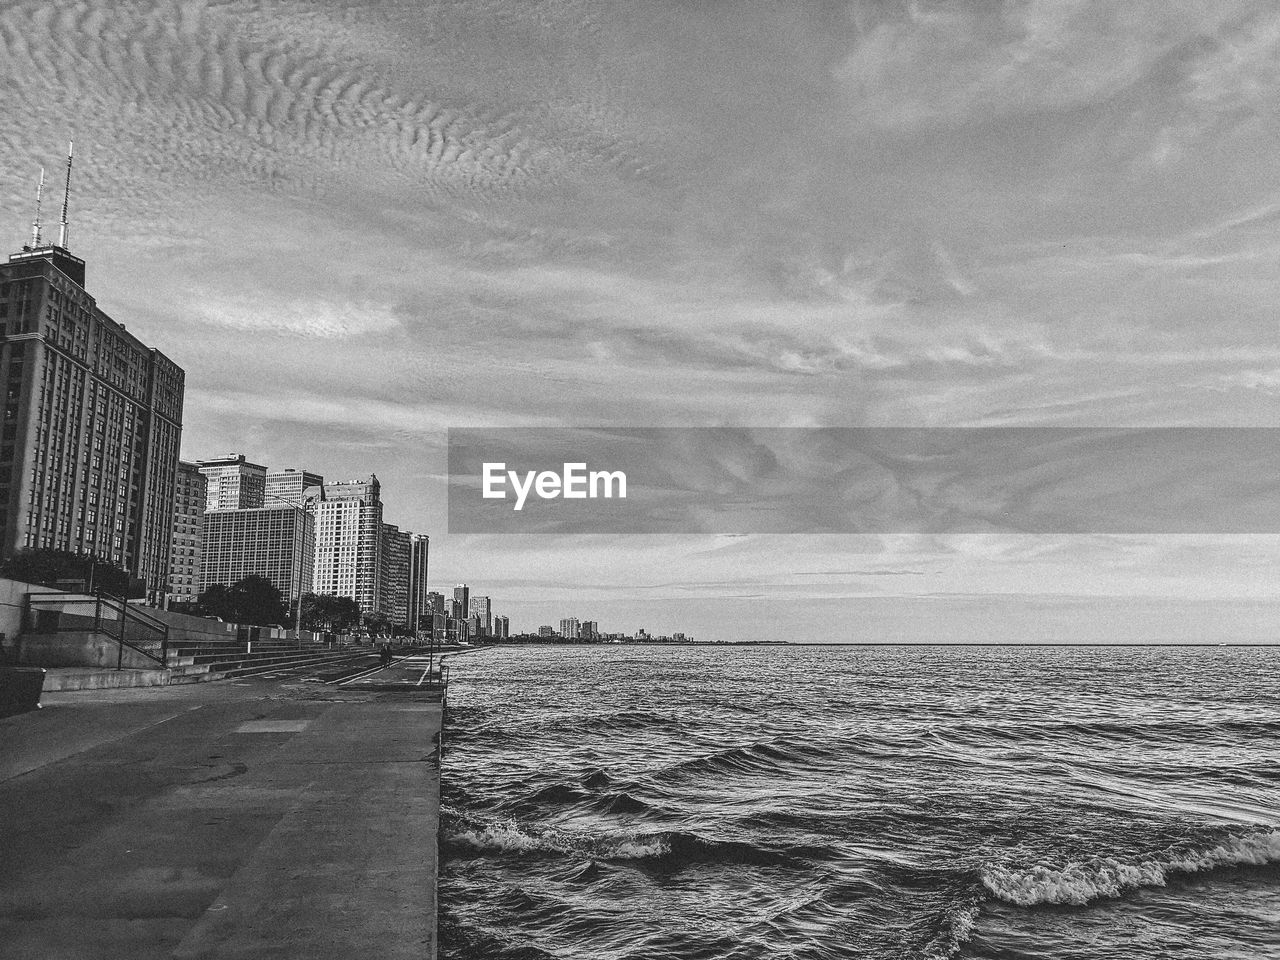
[0,579,69,644]
[9,631,161,670]
[0,579,355,668]
[127,604,336,645]
[126,604,238,643]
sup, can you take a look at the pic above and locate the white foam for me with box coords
[922,902,980,960]
[607,835,670,859]
[982,830,1280,907]
[446,816,671,860]
[449,818,569,855]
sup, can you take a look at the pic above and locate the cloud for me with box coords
[833,2,1254,132]
[4,0,1280,636]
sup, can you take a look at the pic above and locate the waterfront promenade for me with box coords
[0,659,444,959]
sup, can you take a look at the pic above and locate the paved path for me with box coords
[0,675,442,959]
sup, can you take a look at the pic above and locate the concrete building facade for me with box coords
[469,595,491,636]
[167,460,206,605]
[0,241,184,601]
[408,533,429,632]
[201,506,315,607]
[311,475,383,619]
[198,454,265,512]
[380,522,411,629]
[265,468,323,506]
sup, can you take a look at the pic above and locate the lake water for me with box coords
[439,644,1279,959]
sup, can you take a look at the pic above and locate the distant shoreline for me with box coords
[470,640,1280,648]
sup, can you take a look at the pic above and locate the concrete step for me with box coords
[42,668,177,691]
[37,651,365,691]
[171,662,212,677]
[214,651,368,679]
[173,642,338,659]
[166,669,227,685]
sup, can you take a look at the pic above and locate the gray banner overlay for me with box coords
[447,428,1280,534]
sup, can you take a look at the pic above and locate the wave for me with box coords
[444,815,668,861]
[500,782,593,811]
[587,790,655,816]
[921,902,980,960]
[944,717,1280,747]
[981,829,1280,907]
[495,777,658,818]
[443,812,822,868]
[518,709,685,737]
[650,736,840,782]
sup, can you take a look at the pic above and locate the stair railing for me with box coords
[24,591,170,670]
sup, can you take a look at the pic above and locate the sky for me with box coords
[3,0,1280,640]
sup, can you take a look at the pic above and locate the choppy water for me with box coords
[439,644,1280,960]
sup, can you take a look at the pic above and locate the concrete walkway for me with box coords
[0,676,443,959]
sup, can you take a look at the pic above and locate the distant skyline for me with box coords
[4,2,1280,641]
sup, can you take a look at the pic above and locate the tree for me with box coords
[364,613,393,637]
[1,548,137,598]
[299,593,361,633]
[196,576,287,626]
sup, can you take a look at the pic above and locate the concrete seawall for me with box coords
[0,675,444,959]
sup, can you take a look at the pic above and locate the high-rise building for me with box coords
[469,595,491,636]
[0,201,184,601]
[538,625,554,637]
[201,506,315,608]
[311,475,382,618]
[380,522,411,628]
[453,584,470,623]
[427,610,447,640]
[424,591,445,615]
[581,621,598,640]
[494,615,510,640]
[407,533,430,632]
[265,468,323,506]
[167,461,206,605]
[198,454,266,512]
[559,617,581,640]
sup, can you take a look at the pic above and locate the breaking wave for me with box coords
[981,830,1280,907]
[444,811,822,867]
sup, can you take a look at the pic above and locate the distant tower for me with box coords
[57,140,73,249]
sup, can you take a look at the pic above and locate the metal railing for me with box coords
[24,592,170,669]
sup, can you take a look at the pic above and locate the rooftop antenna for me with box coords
[30,167,45,248]
[57,140,73,249]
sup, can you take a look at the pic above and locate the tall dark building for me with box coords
[408,533,429,632]
[201,506,315,609]
[0,177,184,601]
[167,460,206,605]
[380,522,411,628]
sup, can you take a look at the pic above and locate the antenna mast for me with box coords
[57,140,73,249]
[30,168,45,248]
